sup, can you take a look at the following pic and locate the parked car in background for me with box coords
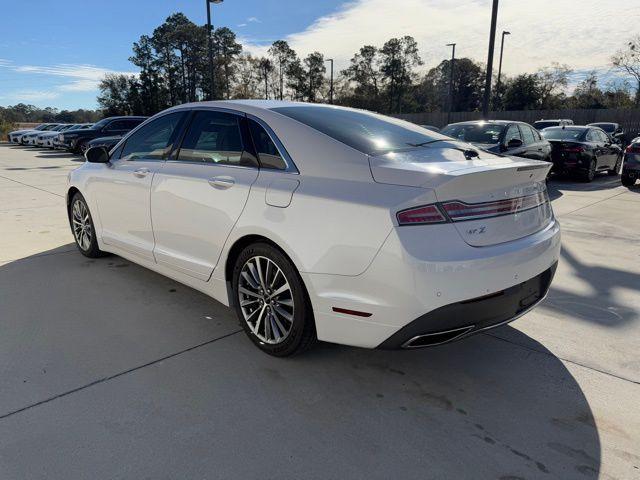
[60,116,147,153]
[541,126,622,182]
[441,120,552,162]
[420,125,440,132]
[7,123,50,143]
[36,124,74,147]
[587,122,625,146]
[53,124,93,149]
[69,100,559,356]
[85,135,123,152]
[533,119,574,130]
[21,125,62,145]
[621,137,640,187]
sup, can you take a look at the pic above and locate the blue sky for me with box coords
[1,0,639,110]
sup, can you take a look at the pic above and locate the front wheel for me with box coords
[232,242,316,357]
[69,193,108,258]
[621,174,636,187]
[608,155,622,175]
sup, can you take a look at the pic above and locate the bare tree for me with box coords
[612,36,640,106]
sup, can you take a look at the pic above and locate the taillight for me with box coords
[398,191,549,225]
[625,145,640,154]
[563,146,584,153]
[442,192,548,221]
[397,204,447,225]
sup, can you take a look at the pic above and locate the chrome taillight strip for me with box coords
[442,192,548,222]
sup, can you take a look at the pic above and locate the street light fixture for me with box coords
[206,0,224,101]
[446,43,456,125]
[495,31,510,110]
[325,58,334,104]
[482,0,499,119]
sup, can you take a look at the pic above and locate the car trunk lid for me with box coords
[370,143,553,247]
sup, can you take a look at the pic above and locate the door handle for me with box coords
[133,167,150,178]
[208,176,235,189]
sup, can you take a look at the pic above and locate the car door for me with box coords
[502,124,526,158]
[598,130,618,168]
[150,109,259,281]
[518,124,540,160]
[92,111,188,262]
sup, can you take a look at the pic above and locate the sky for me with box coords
[1,0,639,110]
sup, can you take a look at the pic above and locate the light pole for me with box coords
[206,0,224,101]
[325,58,334,104]
[495,30,510,110]
[482,0,499,119]
[446,43,456,125]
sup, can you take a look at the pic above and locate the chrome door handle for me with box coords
[133,167,150,178]
[208,176,235,189]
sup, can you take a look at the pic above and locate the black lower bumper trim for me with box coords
[377,263,557,349]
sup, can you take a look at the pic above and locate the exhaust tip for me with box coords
[402,325,475,349]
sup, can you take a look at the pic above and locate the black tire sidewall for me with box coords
[232,242,315,357]
[70,193,104,258]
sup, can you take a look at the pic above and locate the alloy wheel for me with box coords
[71,200,92,251]
[238,256,295,344]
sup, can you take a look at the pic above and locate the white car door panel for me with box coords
[92,111,188,262]
[151,163,258,280]
[95,160,159,261]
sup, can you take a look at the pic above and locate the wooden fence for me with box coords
[394,109,640,139]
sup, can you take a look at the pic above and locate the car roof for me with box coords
[446,120,514,126]
[545,125,589,130]
[588,122,618,126]
[104,116,148,120]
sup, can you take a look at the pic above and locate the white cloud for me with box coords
[247,16,261,23]
[241,0,640,78]
[0,90,59,102]
[8,63,136,92]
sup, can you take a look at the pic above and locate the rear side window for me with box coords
[504,125,522,144]
[178,111,255,167]
[520,125,536,144]
[248,119,287,170]
[272,105,445,155]
[120,112,187,161]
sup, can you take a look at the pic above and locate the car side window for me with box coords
[248,119,287,170]
[598,130,611,143]
[120,112,187,161]
[586,130,599,142]
[178,111,257,167]
[520,125,535,144]
[104,120,127,132]
[504,125,522,145]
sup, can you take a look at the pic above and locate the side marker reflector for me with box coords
[332,307,373,318]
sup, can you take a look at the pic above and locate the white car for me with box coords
[67,101,561,356]
[8,123,57,143]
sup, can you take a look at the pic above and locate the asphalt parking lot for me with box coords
[0,143,638,479]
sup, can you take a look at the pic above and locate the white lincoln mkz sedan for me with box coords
[67,101,561,356]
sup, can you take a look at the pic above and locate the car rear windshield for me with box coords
[591,123,616,133]
[440,123,504,144]
[271,106,445,155]
[534,121,559,129]
[541,128,585,140]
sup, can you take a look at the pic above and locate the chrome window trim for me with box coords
[246,113,299,174]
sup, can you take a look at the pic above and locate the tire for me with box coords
[232,242,316,357]
[582,158,596,182]
[621,175,636,187]
[608,155,622,175]
[69,192,108,258]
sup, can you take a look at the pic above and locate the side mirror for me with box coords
[85,146,110,163]
[507,138,523,149]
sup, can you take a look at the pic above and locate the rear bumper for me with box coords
[378,263,556,349]
[304,219,561,349]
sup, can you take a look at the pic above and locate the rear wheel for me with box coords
[232,242,316,356]
[582,158,596,182]
[621,174,636,187]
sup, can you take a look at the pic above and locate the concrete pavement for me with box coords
[0,143,638,479]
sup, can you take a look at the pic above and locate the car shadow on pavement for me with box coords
[549,174,622,193]
[34,152,79,159]
[541,247,638,328]
[0,245,602,479]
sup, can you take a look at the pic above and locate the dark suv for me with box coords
[60,116,147,153]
